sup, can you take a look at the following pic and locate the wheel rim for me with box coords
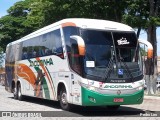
[61,92,67,105]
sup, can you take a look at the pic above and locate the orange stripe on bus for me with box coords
[17,63,36,87]
[16,63,42,97]
[62,22,76,27]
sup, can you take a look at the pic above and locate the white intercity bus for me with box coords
[5,18,153,110]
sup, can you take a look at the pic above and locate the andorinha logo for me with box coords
[29,58,53,67]
[117,37,130,45]
[104,85,133,88]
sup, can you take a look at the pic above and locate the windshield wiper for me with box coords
[102,57,114,81]
[118,49,134,82]
[102,49,134,82]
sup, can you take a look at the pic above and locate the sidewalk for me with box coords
[144,95,160,100]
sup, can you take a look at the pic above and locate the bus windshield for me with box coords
[81,29,143,83]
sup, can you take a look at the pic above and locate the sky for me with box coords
[0,0,160,55]
[0,0,21,18]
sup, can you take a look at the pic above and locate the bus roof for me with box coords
[7,18,134,47]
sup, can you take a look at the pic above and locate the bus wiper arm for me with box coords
[117,48,134,82]
[119,57,134,82]
[102,58,114,81]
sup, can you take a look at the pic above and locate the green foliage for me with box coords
[26,0,127,27]
[140,47,147,56]
[122,0,160,28]
[0,0,33,50]
[0,0,129,51]
[0,0,160,53]
[122,0,149,28]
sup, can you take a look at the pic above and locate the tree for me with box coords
[26,0,127,27]
[122,0,149,38]
[2,0,124,50]
[140,47,147,56]
[122,0,160,95]
[145,0,160,94]
[0,0,32,51]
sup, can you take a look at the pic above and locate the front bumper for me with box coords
[81,87,144,106]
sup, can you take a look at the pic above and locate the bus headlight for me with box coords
[80,82,99,92]
[79,82,89,88]
[88,86,95,91]
[88,86,99,92]
[136,85,144,90]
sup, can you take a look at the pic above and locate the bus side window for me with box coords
[52,47,57,55]
[22,51,28,59]
[51,29,64,59]
[22,47,28,60]
[20,29,64,59]
[37,46,44,57]
[32,49,37,57]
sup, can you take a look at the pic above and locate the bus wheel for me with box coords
[17,84,23,101]
[13,87,18,99]
[60,88,71,111]
[107,105,120,110]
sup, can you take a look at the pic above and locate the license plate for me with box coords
[114,98,124,102]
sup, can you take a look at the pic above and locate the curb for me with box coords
[144,95,160,100]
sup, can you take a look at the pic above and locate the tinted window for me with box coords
[63,26,79,52]
[83,30,113,45]
[82,30,113,67]
[113,32,137,47]
[63,27,82,75]
[113,32,138,62]
[21,29,63,60]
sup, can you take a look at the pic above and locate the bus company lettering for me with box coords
[29,58,53,67]
[104,85,133,88]
[117,37,130,45]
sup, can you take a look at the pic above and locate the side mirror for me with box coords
[138,39,153,59]
[70,35,86,56]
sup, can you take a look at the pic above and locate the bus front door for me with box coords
[70,74,81,105]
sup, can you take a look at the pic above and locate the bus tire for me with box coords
[13,86,18,99]
[59,87,71,111]
[17,84,23,101]
[107,105,120,110]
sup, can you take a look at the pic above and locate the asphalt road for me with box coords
[0,85,159,119]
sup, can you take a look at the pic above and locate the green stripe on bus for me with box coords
[34,67,50,99]
[45,66,56,99]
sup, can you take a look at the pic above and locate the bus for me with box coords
[5,18,153,110]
